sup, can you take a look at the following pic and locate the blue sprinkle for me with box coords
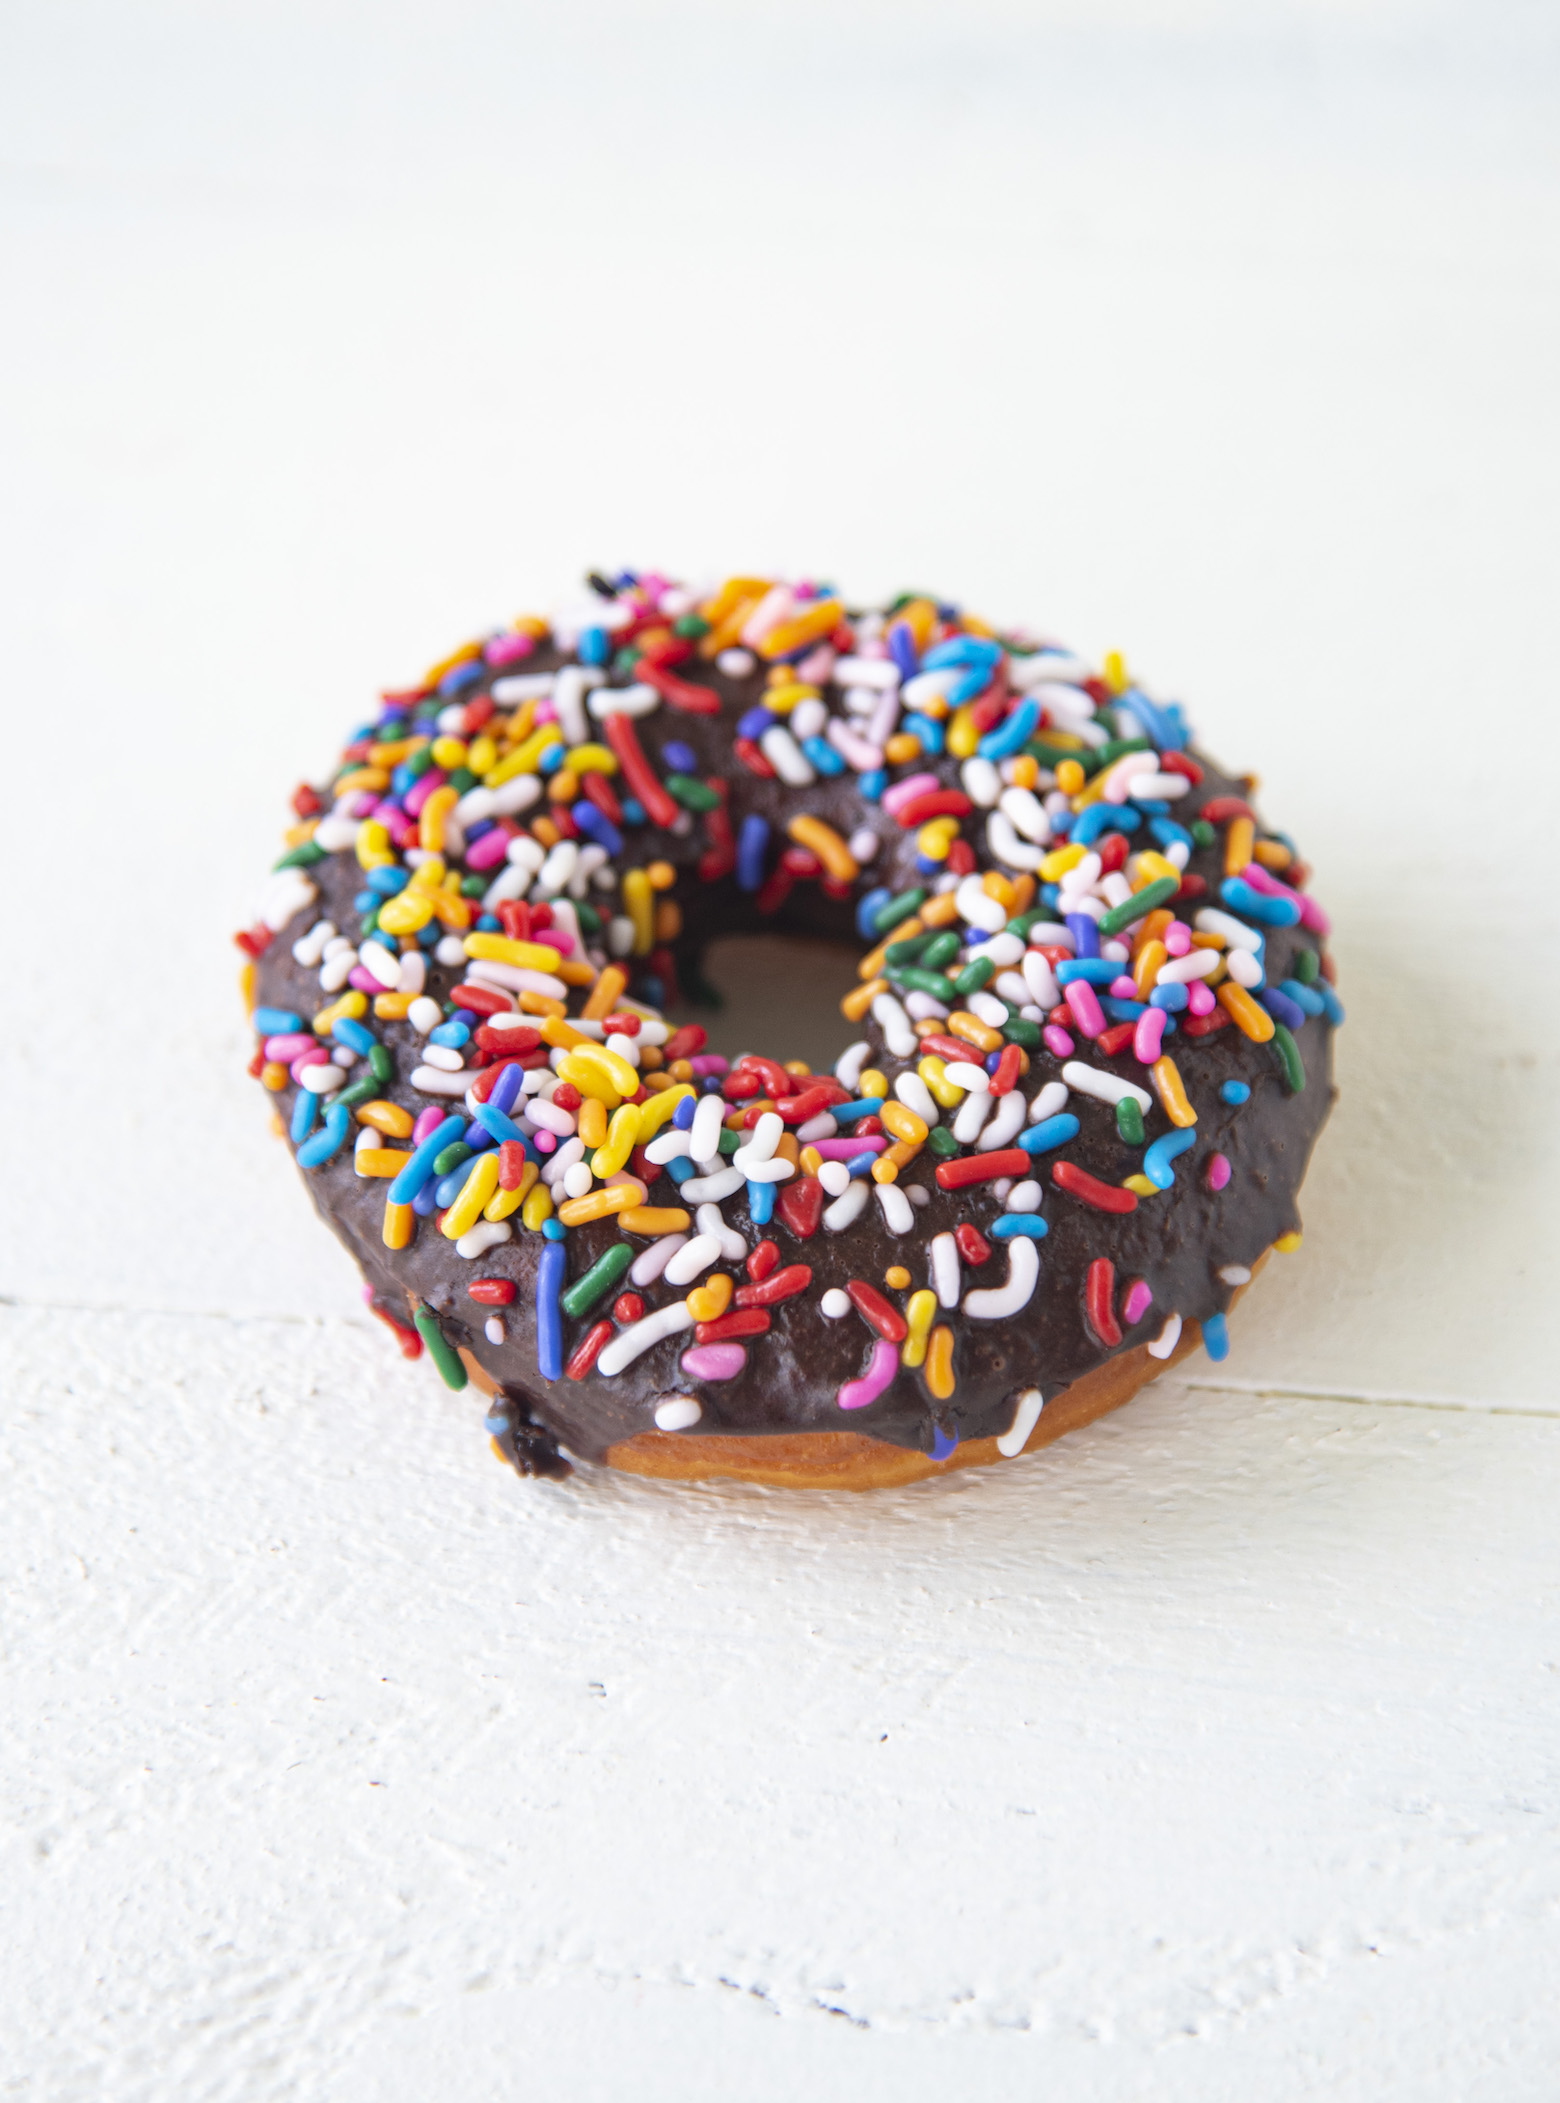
[411,1183,439,1217]
[464,1123,496,1152]
[1221,1080,1251,1105]
[620,797,646,827]
[1142,1128,1196,1189]
[1131,799,1169,818]
[1056,958,1117,987]
[902,712,945,755]
[1221,877,1301,928]
[738,705,778,742]
[471,1099,527,1146]
[737,813,770,891]
[289,1087,319,1143]
[1258,985,1307,1031]
[332,1016,376,1056]
[541,1218,566,1241]
[537,742,564,776]
[857,884,892,939]
[475,913,501,932]
[416,922,442,948]
[367,864,409,897]
[914,854,943,876]
[438,658,484,697]
[1019,1114,1080,1155]
[984,1050,1003,1076]
[701,1074,725,1093]
[977,696,1039,760]
[1149,817,1193,852]
[1065,913,1100,960]
[922,636,1000,672]
[858,769,887,803]
[673,1094,697,1130]
[747,1178,776,1225]
[947,663,994,706]
[1202,1310,1230,1362]
[434,1162,475,1207]
[354,889,378,913]
[660,739,698,773]
[831,1099,885,1125]
[802,735,847,776]
[254,1007,302,1037]
[1041,882,1063,908]
[489,1064,526,1116]
[666,1155,697,1184]
[929,1422,959,1461]
[387,1115,466,1205]
[991,1213,1049,1240]
[484,1411,511,1436]
[1114,686,1184,751]
[1278,978,1326,1018]
[391,763,418,796]
[578,625,609,666]
[297,1101,351,1168]
[1072,802,1141,847]
[574,801,623,857]
[1317,983,1346,1027]
[429,1018,471,1048]
[536,1240,567,1380]
[1149,982,1189,1013]
[844,1151,879,1178]
[463,818,494,843]
[887,619,919,681]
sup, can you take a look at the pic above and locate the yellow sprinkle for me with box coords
[569,742,618,775]
[334,766,390,796]
[946,705,980,760]
[485,723,562,787]
[421,637,483,687]
[441,1152,502,1238]
[918,1055,964,1110]
[556,1052,620,1108]
[521,1182,554,1232]
[376,890,434,937]
[925,1325,957,1401]
[569,1040,639,1099]
[355,818,394,871]
[1274,1230,1304,1253]
[761,680,821,715]
[468,733,497,776]
[430,735,468,770]
[1040,841,1087,882]
[1123,1174,1159,1198]
[464,931,568,973]
[1217,982,1276,1043]
[1133,851,1180,888]
[312,990,367,1036]
[1054,758,1085,797]
[1150,1055,1197,1128]
[239,960,256,1011]
[900,1289,937,1369]
[617,1205,691,1235]
[484,1163,537,1220]
[591,1104,643,1180]
[622,867,654,956]
[858,1068,888,1099]
[788,814,859,884]
[1102,649,1130,695]
[1225,815,1256,878]
[382,1200,414,1249]
[557,1179,649,1228]
[636,1083,693,1138]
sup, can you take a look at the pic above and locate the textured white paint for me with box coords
[2,2,1559,2095]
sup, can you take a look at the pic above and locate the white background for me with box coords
[2,3,1558,2096]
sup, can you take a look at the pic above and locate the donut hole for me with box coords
[671,932,860,1072]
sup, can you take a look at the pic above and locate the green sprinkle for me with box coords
[672,613,711,639]
[575,901,602,933]
[369,1044,394,1084]
[272,841,326,872]
[885,933,932,967]
[1115,1096,1145,1145]
[447,766,477,795]
[335,1074,379,1110]
[358,908,380,937]
[1098,876,1179,939]
[613,645,642,677]
[1191,819,1216,849]
[414,1303,468,1390]
[666,773,721,812]
[920,930,961,970]
[717,1127,742,1155]
[1295,948,1319,985]
[892,967,956,998]
[952,955,995,997]
[1026,739,1093,769]
[559,1242,635,1318]
[403,745,435,779]
[1001,1017,1041,1048]
[871,887,927,936]
[927,1125,960,1159]
[459,875,486,898]
[1005,909,1051,939]
[1093,737,1153,768]
[1272,1023,1305,1093]
[433,1141,473,1177]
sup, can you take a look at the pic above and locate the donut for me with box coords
[241,571,1340,1488]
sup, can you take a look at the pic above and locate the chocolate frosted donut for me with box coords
[240,573,1340,1488]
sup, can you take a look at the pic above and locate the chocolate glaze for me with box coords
[254,637,1335,1472]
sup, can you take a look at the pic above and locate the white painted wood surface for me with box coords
[3,5,1557,2096]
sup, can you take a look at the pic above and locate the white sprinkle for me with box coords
[820,1289,852,1319]
[552,664,604,745]
[930,1231,961,1309]
[484,1316,506,1345]
[977,1091,1028,1151]
[663,1234,722,1286]
[795,1113,838,1144]
[731,1110,782,1169]
[1127,771,1191,799]
[893,1072,939,1128]
[536,841,580,896]
[396,949,427,996]
[1195,908,1264,953]
[1061,1061,1153,1111]
[833,655,900,690]
[952,1089,992,1146]
[955,875,1007,933]
[680,1166,746,1204]
[1147,1312,1184,1360]
[966,989,1009,1029]
[979,932,1026,968]
[1029,1080,1070,1123]
[870,992,917,1060]
[357,939,402,989]
[527,1097,577,1139]
[739,1157,796,1184]
[588,682,661,720]
[963,1236,1040,1320]
[997,1388,1043,1459]
[456,1219,512,1259]
[998,785,1051,843]
[318,949,357,994]
[300,1064,345,1094]
[654,1395,703,1432]
[646,1128,693,1165]
[695,1204,747,1263]
[291,918,336,967]
[492,775,543,818]
[987,810,1047,872]
[1021,950,1061,1010]
[943,1060,990,1095]
[847,828,879,866]
[960,756,1002,808]
[311,817,359,852]
[407,995,442,1034]
[823,1180,872,1232]
[1006,1180,1042,1212]
[562,1161,594,1200]
[630,1233,688,1287]
[1226,947,1265,989]
[789,696,827,741]
[1158,949,1221,985]
[490,672,555,703]
[759,723,816,786]
[597,1302,695,1376]
[1219,1265,1252,1286]
[435,934,467,968]
[905,992,949,1020]
[818,1161,851,1197]
[876,1182,915,1236]
[905,1184,930,1207]
[540,1137,584,1187]
[410,1066,471,1097]
[506,834,547,873]
[826,718,885,773]
[835,1040,871,1091]
[689,1094,726,1167]
[716,647,755,678]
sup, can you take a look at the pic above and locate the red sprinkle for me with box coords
[291,782,322,818]
[565,1319,613,1380]
[468,1277,517,1306]
[1096,831,1129,874]
[1163,751,1204,785]
[893,788,973,829]
[552,1082,583,1113]
[775,1175,823,1239]
[450,981,513,1016]
[1200,796,1255,824]
[989,1045,1023,1097]
[603,711,679,829]
[663,1024,707,1062]
[581,769,624,827]
[475,1023,541,1054]
[755,866,795,915]
[734,1263,813,1310]
[1052,1161,1138,1214]
[747,1239,780,1283]
[918,1033,973,1066]
[738,1055,796,1097]
[946,839,977,876]
[497,900,532,941]
[636,658,721,714]
[497,1140,527,1190]
[1181,1005,1233,1039]
[613,1292,645,1325]
[1085,1258,1122,1346]
[1095,1022,1136,1058]
[935,1149,1031,1191]
[734,735,777,779]
[722,1071,764,1101]
[695,1308,772,1344]
[364,1291,423,1360]
[954,1223,991,1266]
[1174,873,1208,903]
[846,1280,908,1343]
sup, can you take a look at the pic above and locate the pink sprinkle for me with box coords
[532,1129,556,1155]
[1063,980,1105,1040]
[534,699,558,724]
[1186,980,1217,1016]
[812,1136,887,1159]
[687,1054,731,1076]
[403,768,448,818]
[1134,1007,1167,1064]
[1043,1024,1075,1058]
[289,1047,330,1082]
[1164,920,1192,957]
[837,1337,900,1412]
[680,1343,747,1382]
[1206,1152,1232,1192]
[1123,1279,1154,1325]
[412,1106,446,1144]
[346,966,382,994]
[531,927,575,957]
[881,771,941,817]
[264,1033,315,1061]
[1298,894,1331,937]
[796,643,837,684]
[463,827,511,871]
[485,630,536,668]
[347,792,380,819]
[1109,975,1138,1000]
